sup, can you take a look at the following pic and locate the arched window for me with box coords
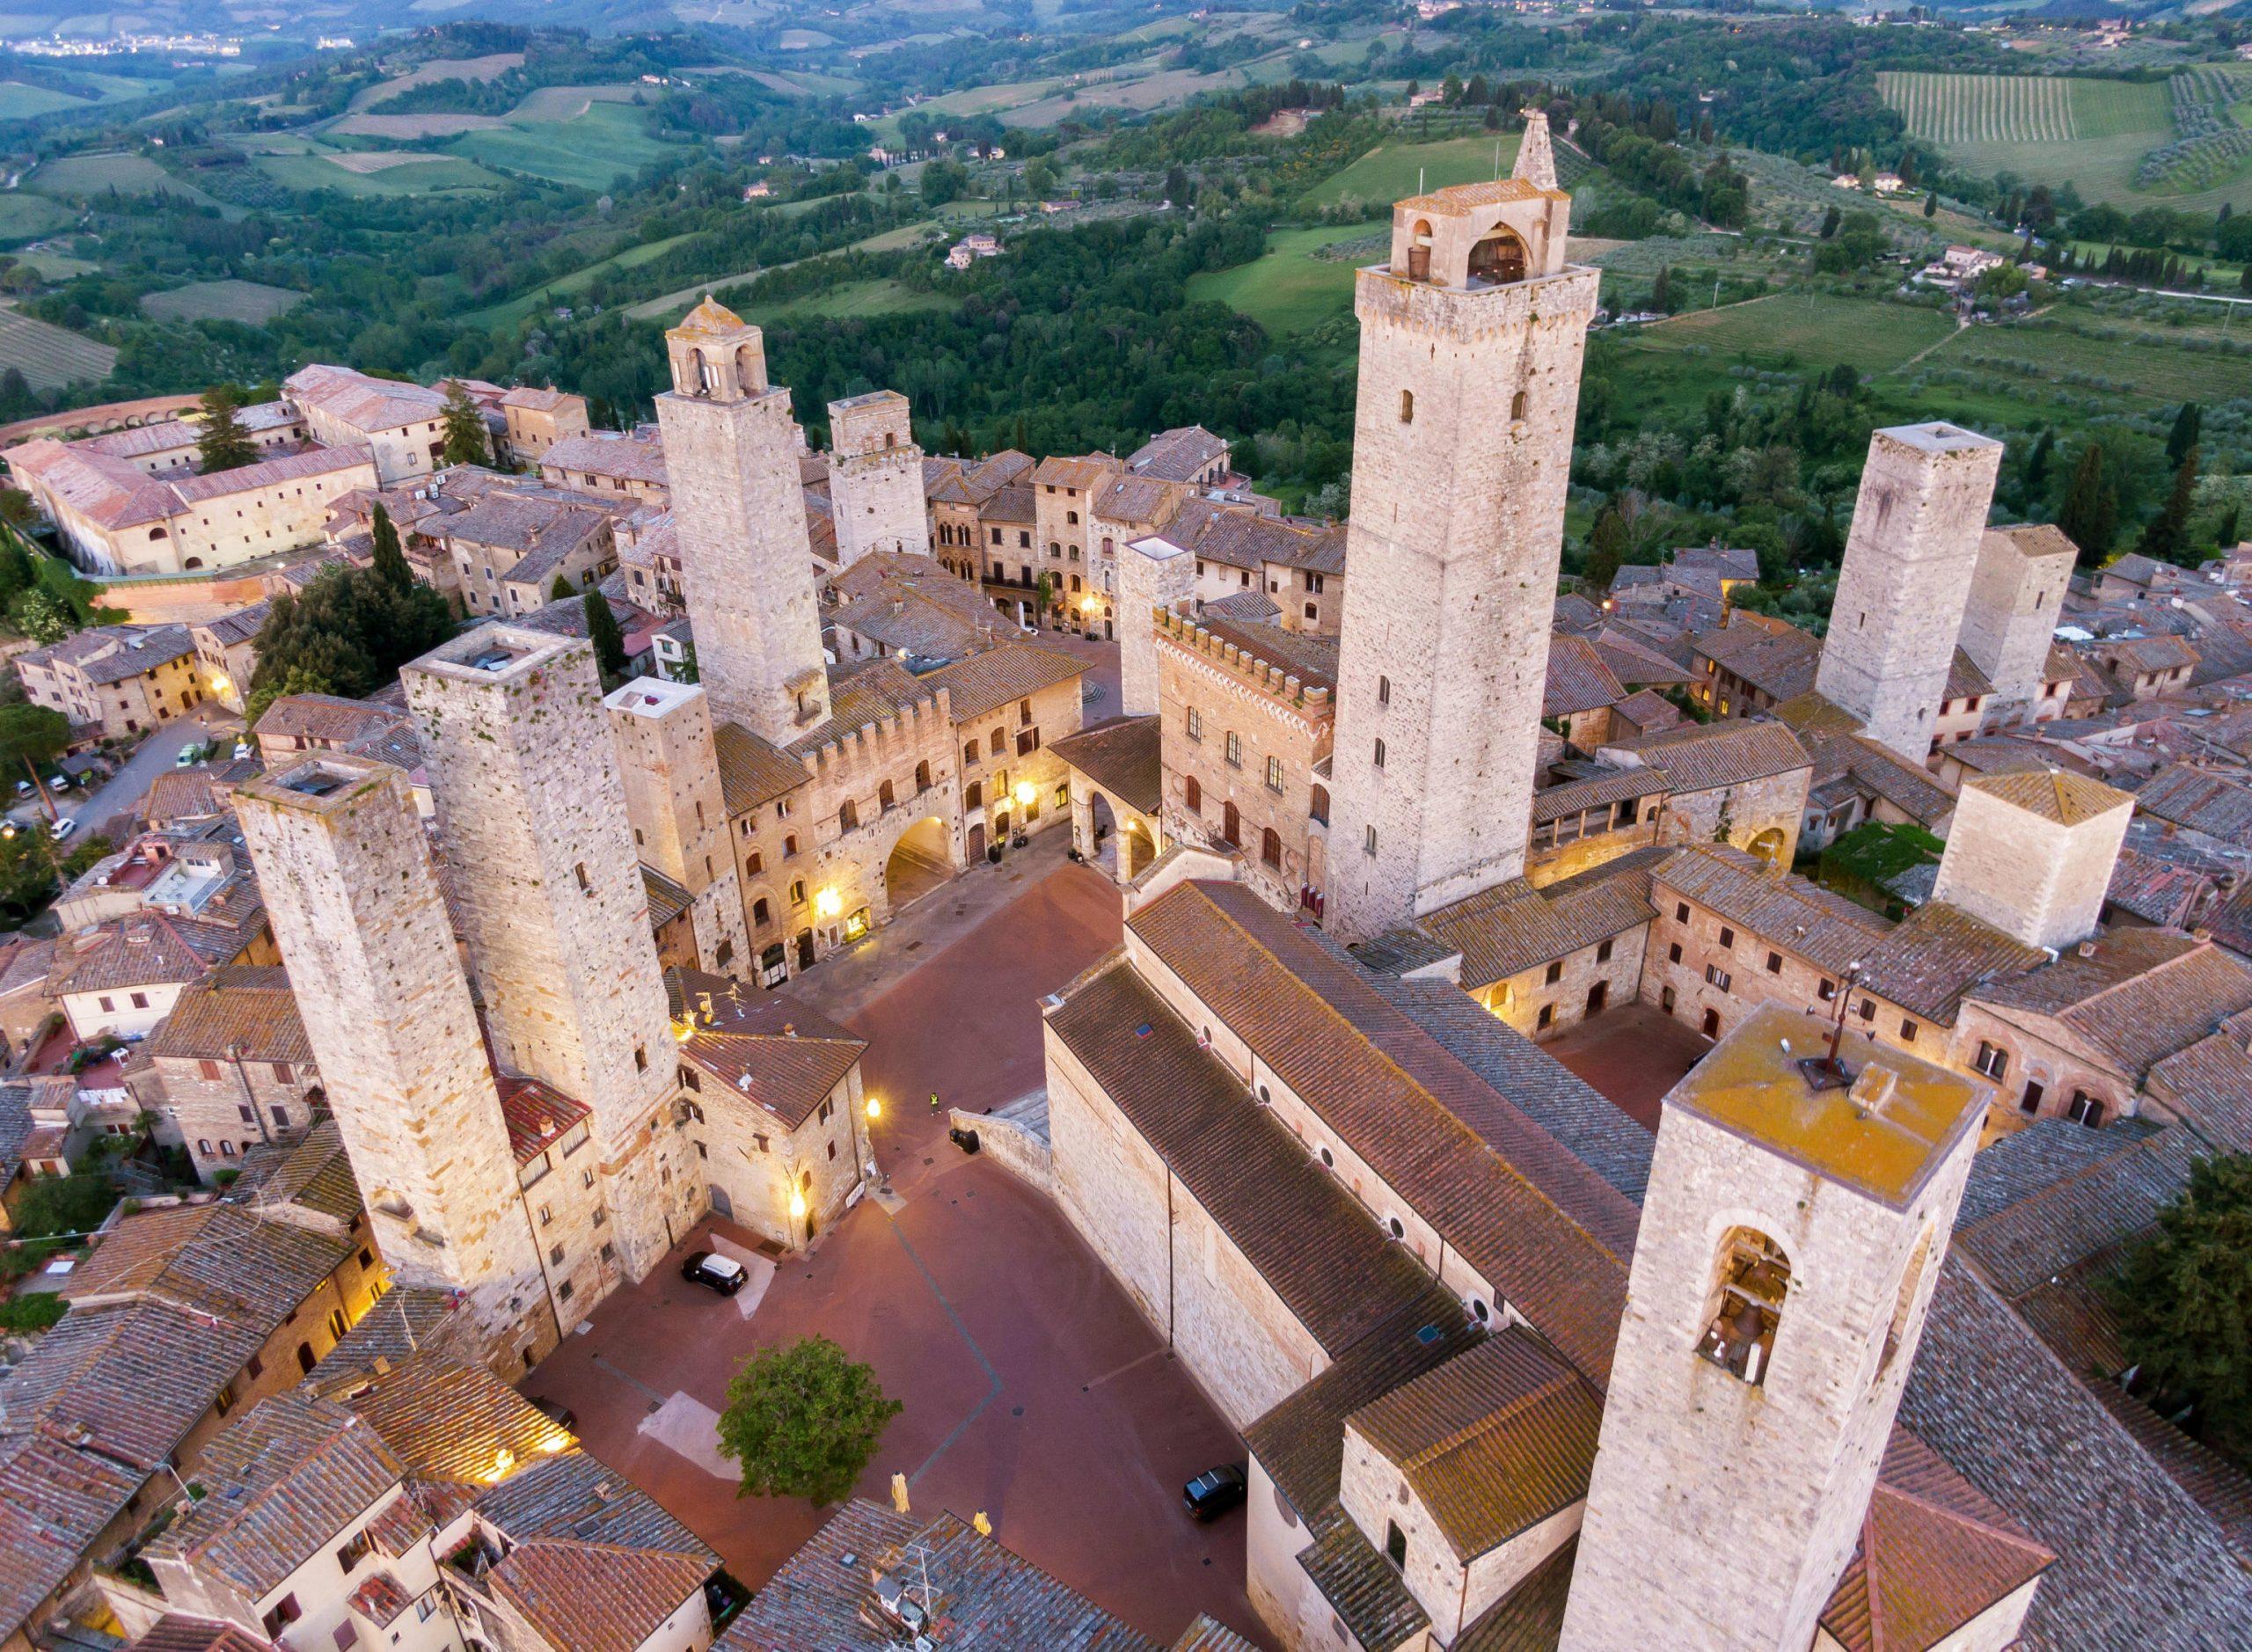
[879,779,896,811]
[963,741,977,767]
[1378,674,1390,705]
[1696,1226,1791,1386]
[1372,738,1386,770]
[1469,230,1528,285]
[1261,827,1282,868]
[839,800,859,831]
[1879,1224,1936,1377]
[1400,389,1414,425]
[1222,802,1240,846]
[1184,775,1202,813]
[734,343,759,389]
[1510,390,1528,422]
[964,780,982,809]
[1069,574,1080,592]
[1310,784,1329,826]
[991,728,1005,756]
[915,760,931,792]
[752,897,770,926]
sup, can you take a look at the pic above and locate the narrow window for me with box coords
[1399,390,1414,424]
[1372,738,1386,769]
[1364,825,1378,857]
[574,862,589,891]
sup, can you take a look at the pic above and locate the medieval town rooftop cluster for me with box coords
[0,130,2248,1652]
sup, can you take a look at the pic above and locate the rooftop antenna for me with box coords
[1418,165,1425,195]
[1495,139,1502,181]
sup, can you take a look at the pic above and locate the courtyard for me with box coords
[525,851,1266,1647]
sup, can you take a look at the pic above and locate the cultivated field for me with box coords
[464,230,700,329]
[1298,134,1523,214]
[350,52,525,111]
[27,151,228,211]
[512,84,646,121]
[141,280,304,325]
[1185,221,1383,335]
[0,81,84,119]
[1920,316,2252,407]
[1876,69,2252,212]
[446,101,682,189]
[1625,293,1958,377]
[330,112,505,138]
[0,303,115,390]
[256,150,507,197]
[0,194,76,243]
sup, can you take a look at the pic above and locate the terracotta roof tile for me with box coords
[1051,715,1161,813]
[1542,635,1625,717]
[143,965,309,1064]
[711,720,807,815]
[1605,718,1810,793]
[921,641,1082,724]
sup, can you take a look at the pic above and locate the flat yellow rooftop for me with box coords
[1663,1005,1986,1210]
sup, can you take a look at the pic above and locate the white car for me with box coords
[49,816,76,840]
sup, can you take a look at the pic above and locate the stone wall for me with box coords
[1119,542,1198,719]
[1929,777,2130,953]
[233,757,554,1369]
[1156,614,1334,914]
[1813,426,2003,761]
[1327,264,1601,941]
[1477,925,1646,1044]
[828,392,929,566]
[607,677,753,976]
[405,628,690,1285]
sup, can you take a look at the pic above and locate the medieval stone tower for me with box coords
[827,389,931,566]
[605,675,754,976]
[235,755,552,1369]
[1561,1005,1990,1652]
[1814,423,2004,760]
[1327,131,1600,942]
[1957,523,2075,722]
[1118,529,1199,718]
[404,626,691,1283]
[655,296,831,745]
[1929,769,2132,951]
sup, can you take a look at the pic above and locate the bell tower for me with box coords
[1326,132,1600,942]
[1560,1006,1990,1652]
[655,296,831,744]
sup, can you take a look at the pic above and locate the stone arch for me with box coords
[1747,826,1787,867]
[883,812,954,909]
[1695,1224,1791,1386]
[1469,227,1529,286]
[735,343,760,391]
[1407,217,1435,282]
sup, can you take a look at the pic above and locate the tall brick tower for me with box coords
[605,674,754,976]
[405,626,691,1283]
[827,390,930,566]
[1929,769,2131,951]
[1561,1006,1990,1652]
[1327,139,1600,941]
[655,296,830,744]
[234,755,552,1368]
[1118,530,1198,718]
[1814,423,2004,760]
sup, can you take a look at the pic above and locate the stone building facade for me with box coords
[127,964,325,1182]
[1157,610,1336,917]
[499,385,592,463]
[233,756,557,1369]
[1928,771,2132,952]
[1813,424,2005,760]
[18,622,206,738]
[826,390,930,566]
[1326,168,1599,941]
[605,676,754,977]
[403,626,695,1288]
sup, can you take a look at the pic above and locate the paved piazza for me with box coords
[525,848,1266,1645]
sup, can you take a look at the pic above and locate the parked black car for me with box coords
[682,1251,749,1296]
[1183,1463,1247,1521]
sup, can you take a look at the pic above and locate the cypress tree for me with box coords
[369,501,411,592]
[2168,402,2204,467]
[2058,443,2117,562]
[2024,427,2054,493]
[2139,448,2200,567]
[440,383,491,467]
[196,384,257,474]
[585,589,629,682]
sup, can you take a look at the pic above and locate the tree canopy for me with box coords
[245,561,454,726]
[441,382,492,467]
[716,1334,900,1505]
[196,384,258,475]
[2112,1152,2252,1460]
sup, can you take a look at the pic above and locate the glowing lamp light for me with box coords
[789,1189,808,1221]
[672,1016,697,1043]
[814,887,843,919]
[865,1096,882,1122]
[209,673,230,697]
[1013,780,1037,807]
[487,1447,516,1482]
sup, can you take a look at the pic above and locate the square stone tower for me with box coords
[655,296,831,745]
[1326,150,1600,941]
[1118,530,1200,717]
[405,625,691,1283]
[1814,424,2004,760]
[1929,769,2131,951]
[827,389,931,566]
[1957,523,2075,720]
[605,675,755,977]
[1561,1005,1991,1652]
[234,755,551,1367]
